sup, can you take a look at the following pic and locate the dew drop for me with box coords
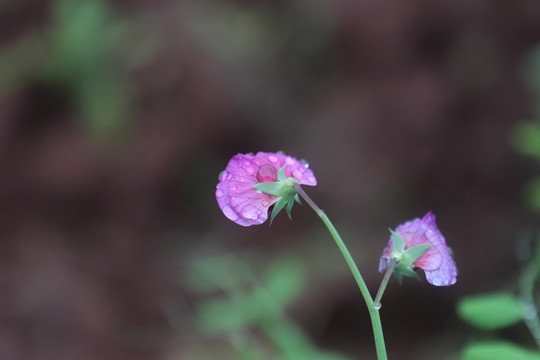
[262,200,270,207]
[292,169,302,179]
[242,160,251,169]
[218,171,226,180]
[300,159,309,168]
[241,206,259,220]
[232,186,238,191]
[216,190,224,198]
[307,176,316,184]
[256,190,262,194]
[286,157,295,165]
[374,302,382,310]
[269,155,278,163]
[246,166,255,175]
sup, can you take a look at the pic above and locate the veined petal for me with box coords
[216,152,316,226]
[379,211,457,286]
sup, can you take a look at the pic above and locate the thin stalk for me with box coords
[294,183,388,360]
[374,259,397,306]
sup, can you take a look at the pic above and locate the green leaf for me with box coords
[457,291,523,330]
[403,243,435,265]
[389,229,405,252]
[511,122,540,160]
[262,258,305,305]
[524,177,540,212]
[463,341,540,360]
[183,254,252,293]
[197,288,279,334]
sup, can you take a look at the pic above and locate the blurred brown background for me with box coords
[1,0,540,359]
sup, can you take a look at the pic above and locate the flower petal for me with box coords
[379,211,457,286]
[216,152,316,226]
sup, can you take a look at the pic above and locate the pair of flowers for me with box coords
[216,151,457,287]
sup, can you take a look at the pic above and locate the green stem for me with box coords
[294,184,388,360]
[374,259,397,306]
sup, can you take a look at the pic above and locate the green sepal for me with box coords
[285,197,294,220]
[270,197,289,225]
[277,165,286,182]
[389,229,405,252]
[393,269,403,285]
[294,193,301,204]
[252,182,284,196]
[402,243,435,267]
[394,263,420,282]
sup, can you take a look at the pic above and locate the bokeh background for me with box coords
[2,0,540,359]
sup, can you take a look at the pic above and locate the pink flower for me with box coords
[379,212,457,286]
[216,152,317,226]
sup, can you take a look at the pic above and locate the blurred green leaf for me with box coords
[196,295,254,334]
[462,341,540,360]
[262,257,305,305]
[457,291,523,330]
[43,0,118,80]
[263,319,351,360]
[197,288,280,334]
[184,254,253,293]
[524,178,540,212]
[511,122,540,160]
[78,76,130,140]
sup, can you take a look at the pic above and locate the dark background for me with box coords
[1,0,540,359]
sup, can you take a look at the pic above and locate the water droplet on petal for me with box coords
[286,157,295,165]
[232,186,238,191]
[300,159,309,168]
[269,155,278,163]
[308,176,316,184]
[241,206,259,220]
[292,169,302,179]
[256,190,262,194]
[242,160,251,169]
[216,190,224,198]
[246,166,255,175]
[262,200,271,207]
[218,171,227,180]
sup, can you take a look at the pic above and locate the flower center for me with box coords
[256,164,278,183]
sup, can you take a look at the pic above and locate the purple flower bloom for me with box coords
[216,152,317,226]
[379,212,457,286]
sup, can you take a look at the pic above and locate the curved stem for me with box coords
[294,184,388,360]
